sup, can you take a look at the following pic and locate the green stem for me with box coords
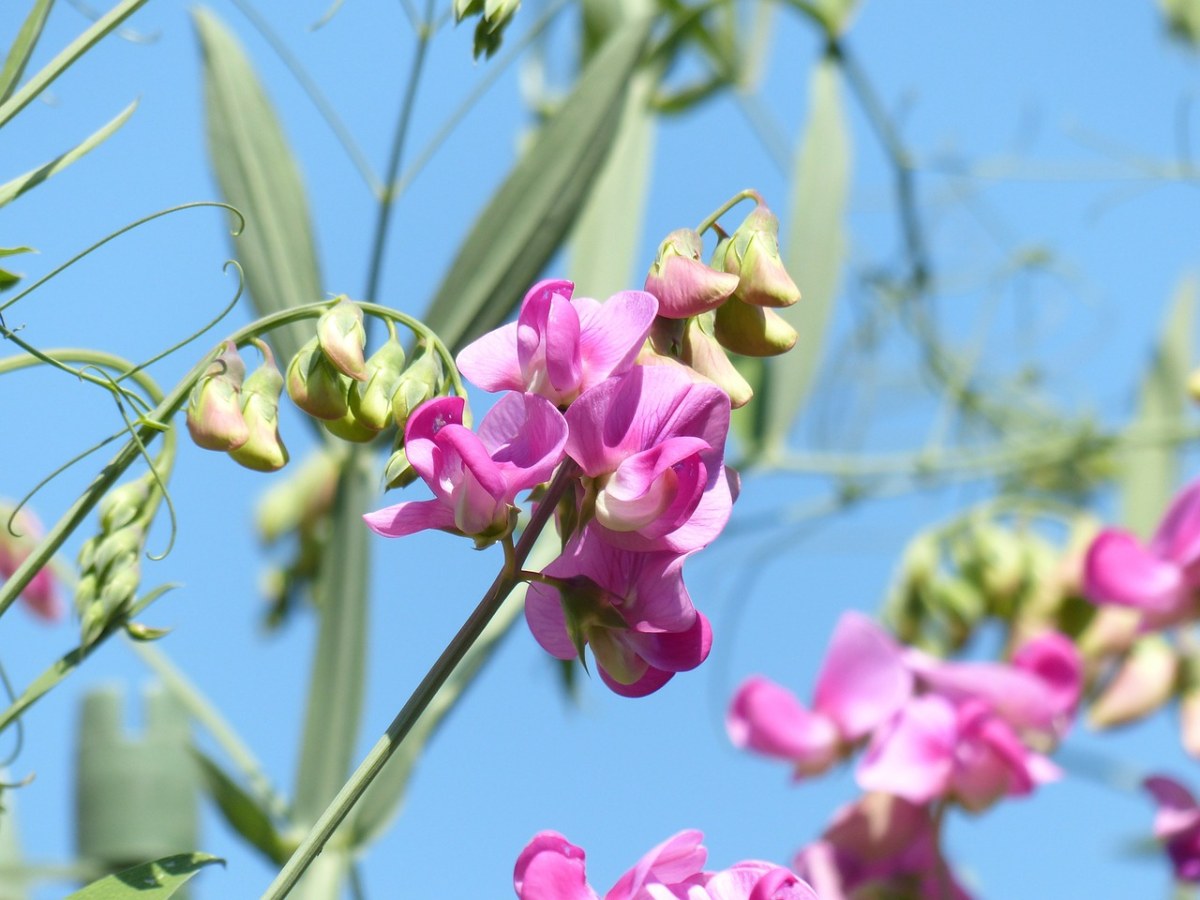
[695,187,762,235]
[260,461,579,899]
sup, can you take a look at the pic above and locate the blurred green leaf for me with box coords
[194,751,288,865]
[0,0,54,105]
[194,7,323,369]
[1119,273,1197,537]
[812,0,860,34]
[292,452,373,825]
[1161,0,1200,46]
[423,15,653,352]
[756,56,851,458]
[0,246,34,293]
[0,0,149,131]
[64,854,221,899]
[0,101,136,210]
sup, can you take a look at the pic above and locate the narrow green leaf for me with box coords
[292,451,373,825]
[193,751,288,865]
[1119,273,1197,537]
[347,528,559,847]
[0,0,54,105]
[194,7,323,369]
[757,57,851,457]
[812,0,860,34]
[423,15,653,352]
[0,0,149,130]
[0,101,136,210]
[64,854,221,899]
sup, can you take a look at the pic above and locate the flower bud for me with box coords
[92,529,143,580]
[391,346,443,427]
[717,205,801,308]
[186,340,249,451]
[74,571,99,618]
[1089,635,1179,729]
[323,408,379,443]
[98,477,152,533]
[350,335,408,433]
[644,228,740,319]
[229,343,289,472]
[316,298,368,381]
[712,295,798,357]
[383,446,419,490]
[287,337,351,421]
[680,315,753,408]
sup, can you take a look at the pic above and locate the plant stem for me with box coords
[695,187,762,235]
[260,462,578,899]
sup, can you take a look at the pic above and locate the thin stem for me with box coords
[260,461,579,899]
[695,188,762,235]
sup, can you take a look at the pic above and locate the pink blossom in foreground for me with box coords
[565,366,733,554]
[1083,477,1200,627]
[514,830,816,900]
[727,612,913,777]
[456,279,658,407]
[364,393,567,541]
[1145,775,1200,882]
[0,504,63,622]
[525,527,710,697]
[794,793,971,900]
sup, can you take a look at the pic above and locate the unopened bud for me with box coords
[92,529,143,580]
[186,340,249,451]
[712,296,798,357]
[350,335,408,432]
[383,446,419,490]
[718,205,801,308]
[644,229,740,319]
[229,343,289,472]
[680,315,753,407]
[323,408,379,443]
[391,347,443,427]
[287,337,351,421]
[316,298,368,381]
[1089,635,1179,729]
[98,477,151,533]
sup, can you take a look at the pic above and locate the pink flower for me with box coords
[0,505,63,622]
[514,830,815,900]
[1083,477,1200,627]
[1145,775,1200,882]
[364,393,567,540]
[525,527,710,697]
[457,279,658,407]
[565,366,733,554]
[727,612,913,777]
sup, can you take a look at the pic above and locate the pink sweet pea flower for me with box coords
[514,830,815,900]
[364,393,567,541]
[525,527,710,697]
[1145,775,1200,882]
[0,505,63,622]
[457,279,658,407]
[727,612,913,777]
[1084,477,1200,627]
[565,366,733,554]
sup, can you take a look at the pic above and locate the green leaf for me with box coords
[812,0,860,35]
[0,0,149,131]
[193,751,288,865]
[346,527,559,847]
[1119,273,1197,537]
[423,15,653,352]
[64,854,222,899]
[194,7,323,370]
[756,56,851,458]
[0,101,136,210]
[292,451,374,825]
[0,0,54,105]
[0,246,34,293]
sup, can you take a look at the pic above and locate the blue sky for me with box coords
[2,0,1200,897]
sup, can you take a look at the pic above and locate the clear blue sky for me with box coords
[2,0,1199,896]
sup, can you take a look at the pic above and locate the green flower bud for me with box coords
[391,347,443,427]
[383,446,419,490]
[74,571,99,618]
[316,298,368,381]
[350,336,408,432]
[712,295,798,357]
[186,340,249,451]
[680,315,753,408]
[645,228,740,319]
[229,343,289,472]
[77,536,99,574]
[286,337,351,421]
[92,529,143,580]
[98,477,151,533]
[718,205,801,308]
[1089,635,1179,729]
[322,408,379,443]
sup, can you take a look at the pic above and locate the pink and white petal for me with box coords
[1146,775,1200,839]
[436,425,509,503]
[1084,529,1186,613]
[456,323,523,393]
[601,466,732,555]
[514,831,598,900]
[607,830,707,900]
[904,650,1060,735]
[856,696,956,804]
[1152,478,1200,568]
[814,612,913,740]
[727,676,839,773]
[598,663,675,698]
[542,292,584,395]
[363,500,458,538]
[703,863,819,900]
[577,290,659,386]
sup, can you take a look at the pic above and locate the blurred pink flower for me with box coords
[457,279,658,407]
[1083,477,1200,628]
[1145,775,1200,882]
[0,505,63,622]
[364,393,567,540]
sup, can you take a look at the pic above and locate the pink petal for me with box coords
[727,676,839,775]
[514,831,598,900]
[519,281,583,402]
[1012,631,1083,724]
[598,662,675,698]
[1151,478,1200,567]
[704,863,819,900]
[594,463,733,555]
[404,396,466,483]
[950,704,1038,811]
[576,290,658,387]
[813,612,913,740]
[456,323,523,393]
[627,610,711,673]
[524,580,577,660]
[1083,529,1186,614]
[477,392,570,495]
[606,830,707,900]
[363,500,458,537]
[1146,776,1200,839]
[856,696,956,804]
[594,437,709,536]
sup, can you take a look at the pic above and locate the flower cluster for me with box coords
[365,278,738,695]
[513,830,816,900]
